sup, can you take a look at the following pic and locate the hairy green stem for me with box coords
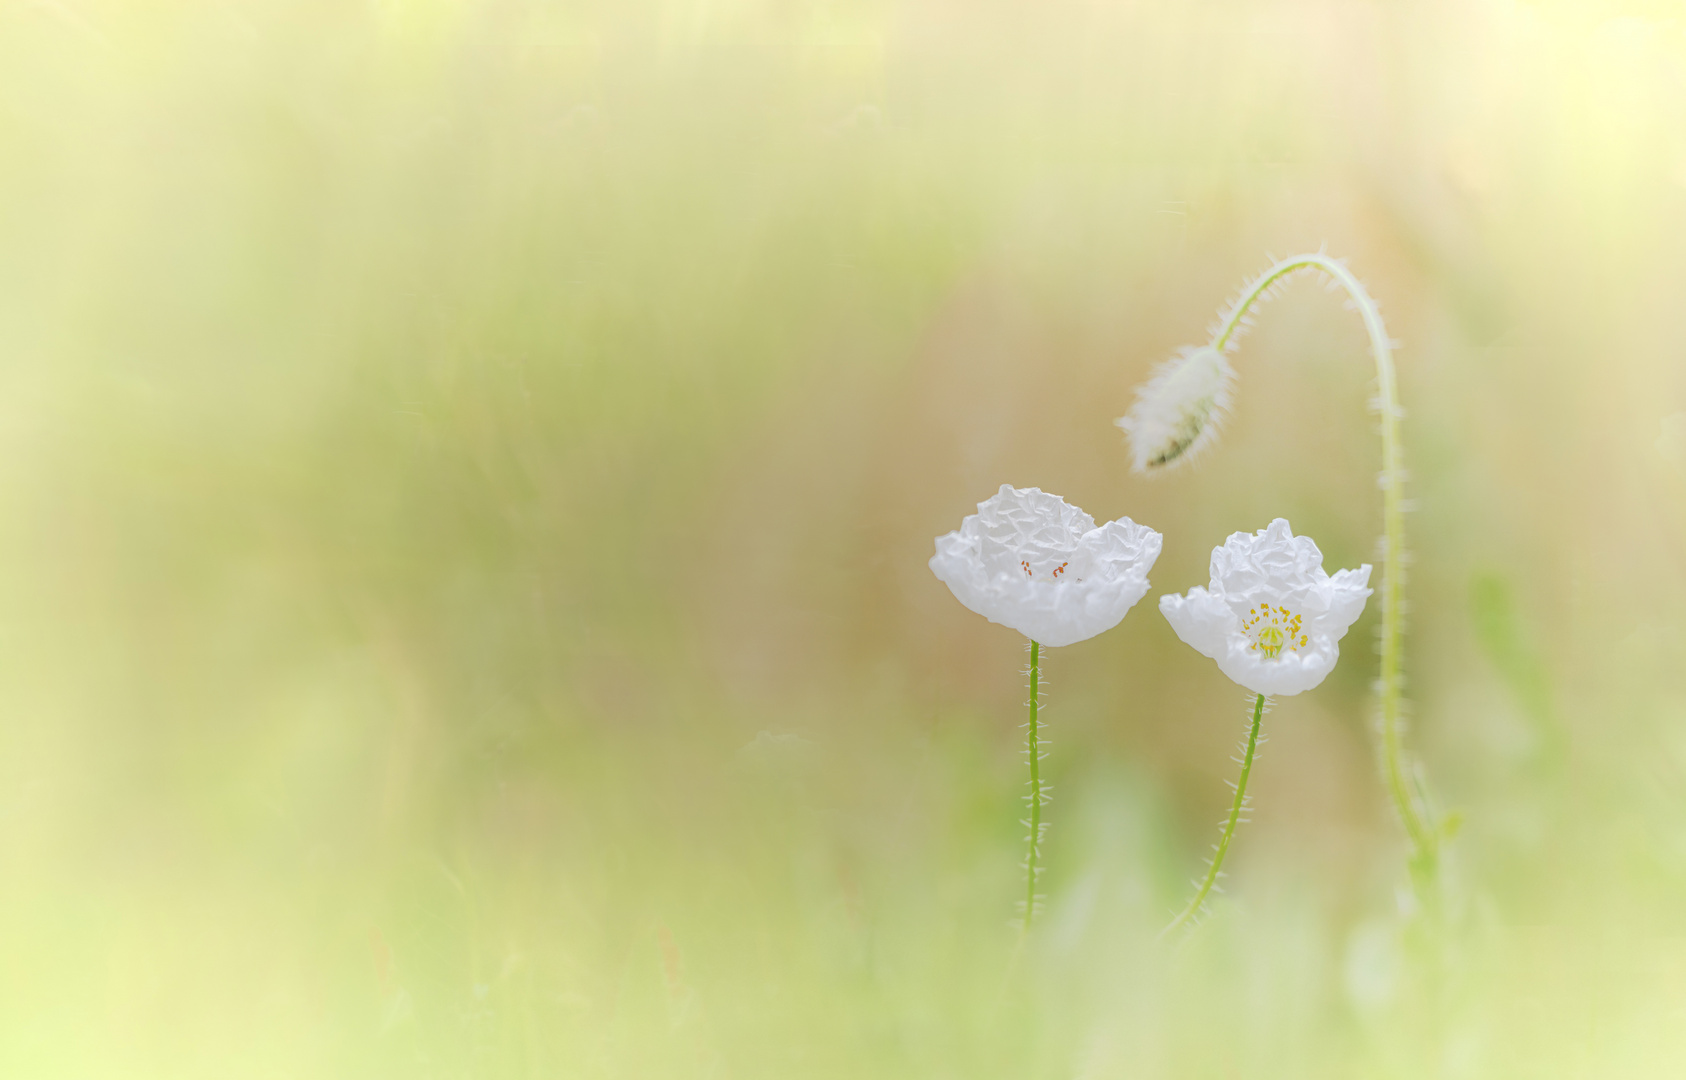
[1215,254,1436,876]
[1164,693,1265,936]
[1022,640,1043,933]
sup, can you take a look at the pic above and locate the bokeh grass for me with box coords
[3,1,1686,1076]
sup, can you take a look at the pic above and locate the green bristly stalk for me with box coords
[1164,693,1265,935]
[1213,254,1440,891]
[1022,640,1044,934]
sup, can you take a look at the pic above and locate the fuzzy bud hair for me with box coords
[1115,344,1235,474]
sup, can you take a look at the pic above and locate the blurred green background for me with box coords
[3,0,1686,1076]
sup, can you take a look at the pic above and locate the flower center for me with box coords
[1019,559,1071,581]
[1243,604,1307,659]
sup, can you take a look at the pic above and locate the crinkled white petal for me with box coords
[1214,632,1342,696]
[1158,587,1233,659]
[930,484,1162,647]
[1160,518,1372,696]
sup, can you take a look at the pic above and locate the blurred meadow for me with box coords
[4,0,1686,1076]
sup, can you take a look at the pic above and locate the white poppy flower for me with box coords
[1160,519,1372,696]
[930,485,1162,647]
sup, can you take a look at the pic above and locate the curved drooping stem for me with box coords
[1164,693,1265,936]
[1021,640,1046,933]
[1215,254,1436,876]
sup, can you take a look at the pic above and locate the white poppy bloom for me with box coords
[930,485,1162,647]
[1160,519,1372,696]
